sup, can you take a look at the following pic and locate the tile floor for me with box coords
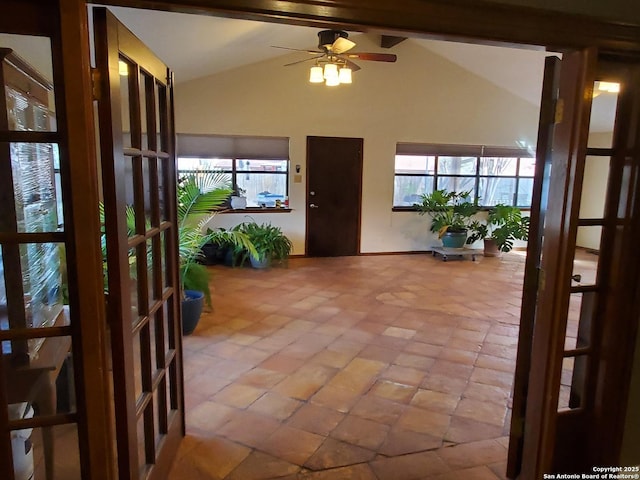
[169,251,532,479]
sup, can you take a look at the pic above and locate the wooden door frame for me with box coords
[68,0,639,476]
[94,0,640,55]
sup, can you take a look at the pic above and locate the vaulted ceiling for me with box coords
[106,6,548,105]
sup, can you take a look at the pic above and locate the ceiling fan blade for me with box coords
[283,54,324,67]
[331,36,356,54]
[271,45,321,55]
[345,52,397,62]
[343,58,361,72]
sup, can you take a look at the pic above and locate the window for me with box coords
[177,135,289,208]
[393,143,535,208]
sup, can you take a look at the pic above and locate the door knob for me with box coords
[309,203,319,209]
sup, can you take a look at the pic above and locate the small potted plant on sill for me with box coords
[466,204,530,256]
[230,186,247,210]
[232,220,293,269]
[415,189,479,248]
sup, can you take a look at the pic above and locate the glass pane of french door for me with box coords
[0,1,112,479]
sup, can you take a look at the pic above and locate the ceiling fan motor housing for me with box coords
[318,30,348,50]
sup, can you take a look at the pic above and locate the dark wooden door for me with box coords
[507,55,561,478]
[306,136,363,257]
[94,8,184,480]
[512,49,640,477]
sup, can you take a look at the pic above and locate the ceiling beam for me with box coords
[381,35,407,49]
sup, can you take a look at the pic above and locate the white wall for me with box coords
[174,36,542,254]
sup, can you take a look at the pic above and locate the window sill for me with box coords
[392,206,532,212]
[220,208,292,214]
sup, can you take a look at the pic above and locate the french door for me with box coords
[509,48,640,477]
[94,7,184,480]
[0,0,113,479]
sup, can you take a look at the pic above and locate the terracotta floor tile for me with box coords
[287,403,345,436]
[297,464,379,480]
[170,252,580,478]
[310,385,362,413]
[226,451,300,480]
[310,348,355,368]
[405,341,443,358]
[248,392,302,420]
[235,367,287,389]
[378,427,443,456]
[259,425,325,466]
[469,367,514,389]
[436,439,506,469]
[304,438,376,470]
[463,382,510,405]
[438,348,479,365]
[259,353,306,374]
[454,398,507,427]
[208,358,255,380]
[370,379,416,404]
[430,360,475,380]
[327,371,378,395]
[394,352,436,370]
[350,394,407,425]
[186,373,232,399]
[179,436,251,480]
[475,354,515,373]
[429,465,501,480]
[216,410,281,448]
[228,346,273,365]
[357,344,400,363]
[370,451,450,480]
[272,364,338,400]
[185,401,235,434]
[411,389,461,415]
[383,326,417,339]
[330,415,390,450]
[212,384,266,408]
[397,406,452,438]
[488,460,509,480]
[445,416,504,444]
[380,365,427,386]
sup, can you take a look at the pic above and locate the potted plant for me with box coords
[178,173,256,333]
[415,189,479,248]
[466,204,530,256]
[232,220,293,269]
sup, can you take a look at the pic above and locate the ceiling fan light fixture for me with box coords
[309,65,324,83]
[338,66,352,84]
[325,75,340,87]
[323,63,338,80]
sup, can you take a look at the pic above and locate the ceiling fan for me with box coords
[272,30,397,85]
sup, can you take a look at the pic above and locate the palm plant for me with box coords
[177,172,256,306]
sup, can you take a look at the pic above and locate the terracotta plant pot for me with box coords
[483,238,502,257]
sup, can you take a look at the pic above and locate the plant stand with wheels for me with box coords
[430,246,482,262]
